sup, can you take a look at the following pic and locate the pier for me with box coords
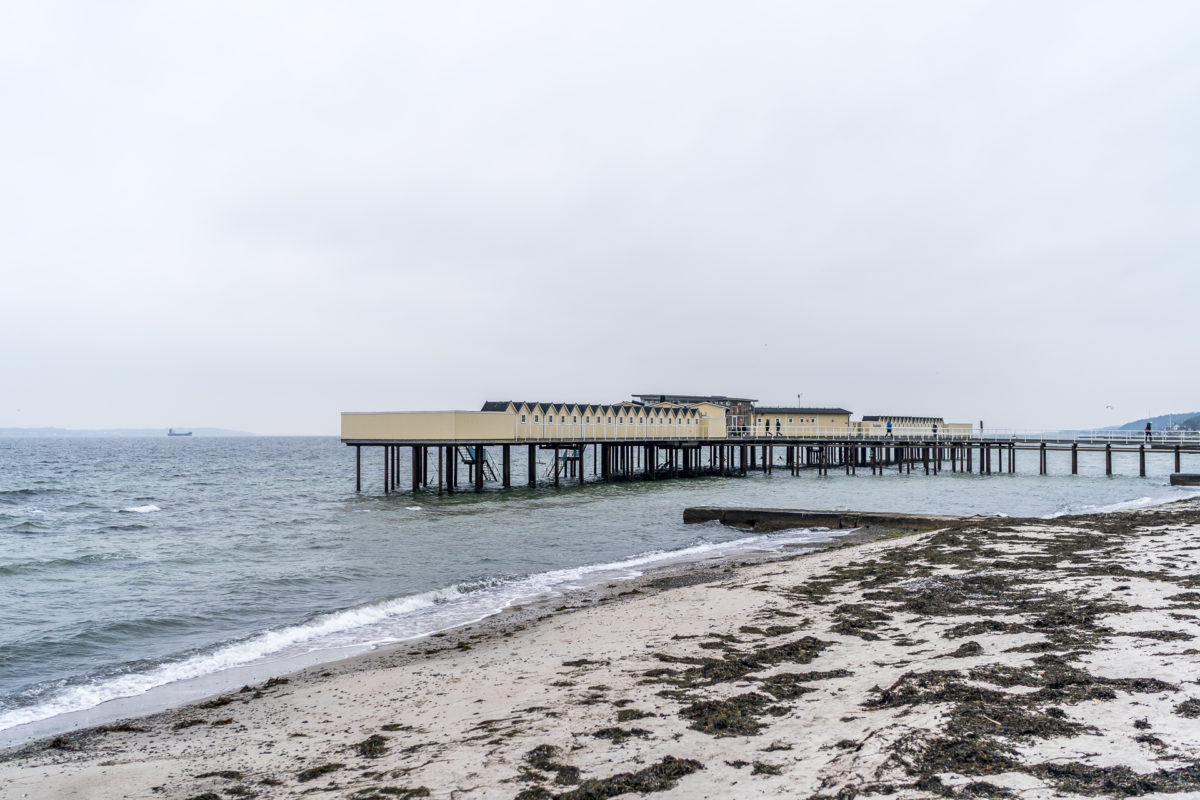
[341,399,1200,494]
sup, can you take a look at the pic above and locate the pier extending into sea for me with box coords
[343,422,1200,495]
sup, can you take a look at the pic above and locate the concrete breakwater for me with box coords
[683,506,966,533]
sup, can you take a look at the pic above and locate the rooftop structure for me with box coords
[632,394,756,407]
[753,407,852,416]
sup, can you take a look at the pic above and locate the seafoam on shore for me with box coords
[3,499,1200,799]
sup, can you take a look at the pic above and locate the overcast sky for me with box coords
[2,2,1197,435]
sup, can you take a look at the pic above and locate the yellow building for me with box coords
[858,415,974,437]
[750,407,853,438]
[342,399,734,443]
[341,397,970,443]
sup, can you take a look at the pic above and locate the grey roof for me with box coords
[861,415,944,423]
[633,393,757,405]
[754,407,852,415]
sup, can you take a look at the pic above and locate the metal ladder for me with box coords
[457,446,498,482]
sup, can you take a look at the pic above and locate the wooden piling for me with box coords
[383,446,390,494]
[528,444,536,488]
[1105,444,1112,476]
[412,446,420,492]
[503,445,511,488]
[355,445,361,492]
[1176,445,1182,473]
[1071,443,1078,475]
[1139,444,1146,477]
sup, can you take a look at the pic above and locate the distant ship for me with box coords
[167,429,192,437]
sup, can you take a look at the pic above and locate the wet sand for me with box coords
[3,500,1200,799]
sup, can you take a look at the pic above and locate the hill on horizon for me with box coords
[1105,412,1200,432]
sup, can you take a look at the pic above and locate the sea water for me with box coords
[2,436,1197,745]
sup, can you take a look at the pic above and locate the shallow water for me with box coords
[1,436,1196,742]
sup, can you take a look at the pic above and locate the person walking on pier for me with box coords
[932,423,938,440]
[775,418,781,437]
[886,420,893,437]
[1145,422,1152,442]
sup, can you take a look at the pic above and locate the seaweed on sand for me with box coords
[678,692,786,737]
[553,756,702,800]
[296,762,343,782]
[643,635,831,688]
[354,734,389,758]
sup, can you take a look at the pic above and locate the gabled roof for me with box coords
[861,415,944,423]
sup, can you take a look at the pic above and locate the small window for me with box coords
[534,415,540,423]
[788,418,793,424]
[608,417,612,424]
[585,416,590,424]
[521,414,527,423]
[573,416,578,423]
[560,415,565,423]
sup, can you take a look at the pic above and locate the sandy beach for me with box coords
[4,499,1200,800]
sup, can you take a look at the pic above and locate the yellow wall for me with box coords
[752,413,851,436]
[342,412,516,441]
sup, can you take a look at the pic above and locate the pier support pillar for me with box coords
[1071,443,1078,475]
[502,445,511,488]
[355,445,361,492]
[1139,445,1146,478]
[437,446,444,495]
[1105,444,1113,476]
[1039,443,1047,476]
[740,445,747,476]
[527,444,536,488]
[412,446,421,492]
[1176,446,1182,473]
[383,446,390,494]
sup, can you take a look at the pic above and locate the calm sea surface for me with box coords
[2,436,1198,744]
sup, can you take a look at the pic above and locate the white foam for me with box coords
[0,526,835,734]
[0,589,453,732]
[118,505,160,514]
[405,506,423,511]
[1049,486,1200,517]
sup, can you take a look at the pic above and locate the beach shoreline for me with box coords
[4,499,1200,798]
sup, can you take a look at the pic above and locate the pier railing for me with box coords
[512,425,1200,444]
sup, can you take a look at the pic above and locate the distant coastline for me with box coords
[0,427,255,438]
